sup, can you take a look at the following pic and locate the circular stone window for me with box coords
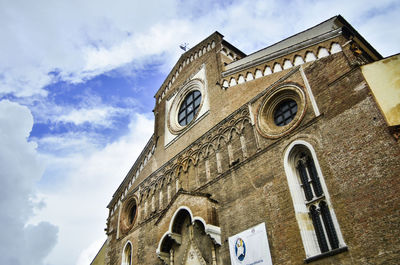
[257,85,306,138]
[120,197,138,233]
[178,90,202,126]
[168,79,205,134]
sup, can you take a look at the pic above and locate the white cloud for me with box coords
[0,0,178,97]
[1,0,398,97]
[29,113,154,265]
[35,132,103,155]
[56,106,127,127]
[20,91,136,134]
[83,19,189,69]
[0,100,58,265]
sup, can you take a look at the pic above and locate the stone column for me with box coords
[170,249,174,265]
[211,244,217,265]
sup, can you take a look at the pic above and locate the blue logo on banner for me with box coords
[235,238,246,261]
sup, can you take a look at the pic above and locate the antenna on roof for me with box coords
[179,43,189,52]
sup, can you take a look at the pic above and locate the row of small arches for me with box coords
[222,43,342,88]
[158,41,216,103]
[111,141,156,215]
[115,115,251,212]
[221,46,240,61]
[112,114,241,214]
[135,117,252,205]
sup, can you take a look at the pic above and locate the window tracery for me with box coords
[284,141,346,260]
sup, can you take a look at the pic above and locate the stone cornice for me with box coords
[222,28,342,77]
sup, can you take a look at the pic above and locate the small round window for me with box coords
[178,90,201,126]
[256,85,306,139]
[120,197,138,233]
[273,99,298,126]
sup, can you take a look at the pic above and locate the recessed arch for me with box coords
[201,142,216,158]
[171,207,192,233]
[255,69,263,78]
[330,42,342,54]
[222,80,229,88]
[238,75,245,84]
[273,62,283,72]
[317,47,330,58]
[227,126,240,141]
[305,51,317,62]
[246,72,254,81]
[283,59,293,69]
[229,77,237,86]
[182,157,197,172]
[215,134,228,149]
[294,55,305,66]
[264,66,272,75]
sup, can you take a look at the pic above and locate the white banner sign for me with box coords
[228,222,273,265]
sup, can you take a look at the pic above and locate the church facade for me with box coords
[100,16,400,265]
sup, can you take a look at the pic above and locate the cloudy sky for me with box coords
[0,0,398,264]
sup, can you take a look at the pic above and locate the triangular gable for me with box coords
[154,32,223,101]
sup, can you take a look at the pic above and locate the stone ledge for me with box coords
[304,246,348,263]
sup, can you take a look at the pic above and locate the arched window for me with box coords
[122,241,132,265]
[295,151,323,200]
[284,141,346,261]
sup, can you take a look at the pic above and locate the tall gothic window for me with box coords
[122,241,132,265]
[284,141,346,260]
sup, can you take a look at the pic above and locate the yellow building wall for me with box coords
[362,54,400,126]
[90,241,107,265]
